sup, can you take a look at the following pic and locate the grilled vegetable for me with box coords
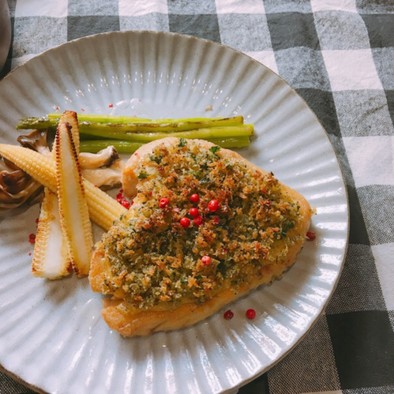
[0,126,123,213]
[16,114,253,152]
[0,157,42,211]
[58,110,81,151]
[0,130,48,212]
[79,136,251,154]
[17,114,246,133]
[32,111,79,279]
[55,120,93,276]
[78,146,119,169]
[79,146,123,189]
[65,124,254,142]
[0,144,126,230]
[32,188,72,279]
[17,129,51,155]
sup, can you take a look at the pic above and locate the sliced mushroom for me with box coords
[0,157,43,210]
[79,146,119,169]
[17,129,51,155]
[79,146,123,188]
[81,164,124,189]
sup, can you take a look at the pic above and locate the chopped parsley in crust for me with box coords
[89,137,313,336]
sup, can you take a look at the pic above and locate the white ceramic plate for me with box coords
[0,31,348,393]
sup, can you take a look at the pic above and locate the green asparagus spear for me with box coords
[16,117,54,129]
[79,140,143,153]
[17,113,254,154]
[16,114,150,129]
[48,113,243,126]
[48,113,151,124]
[79,136,251,153]
[17,114,245,133]
[78,125,253,141]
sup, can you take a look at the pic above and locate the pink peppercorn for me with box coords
[224,310,234,320]
[180,217,191,228]
[159,197,170,209]
[189,193,200,203]
[246,309,256,320]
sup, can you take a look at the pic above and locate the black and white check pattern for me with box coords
[1,0,393,393]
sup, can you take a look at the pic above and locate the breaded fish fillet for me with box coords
[89,137,313,336]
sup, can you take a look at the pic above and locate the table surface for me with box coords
[1,1,393,393]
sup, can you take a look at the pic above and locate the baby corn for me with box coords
[0,144,126,230]
[60,110,80,151]
[0,144,57,190]
[32,188,73,279]
[32,111,79,279]
[55,121,93,277]
[83,181,127,228]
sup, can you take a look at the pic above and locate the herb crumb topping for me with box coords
[101,139,302,308]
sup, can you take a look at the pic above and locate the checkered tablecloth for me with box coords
[1,1,393,393]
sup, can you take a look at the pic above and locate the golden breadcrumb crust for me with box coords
[89,138,313,336]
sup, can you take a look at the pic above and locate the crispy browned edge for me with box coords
[89,138,313,337]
